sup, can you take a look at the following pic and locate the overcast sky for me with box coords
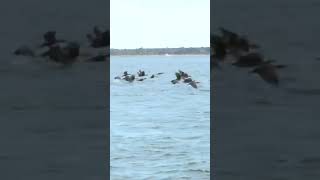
[111,0,210,49]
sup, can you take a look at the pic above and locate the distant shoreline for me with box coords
[110,47,210,56]
[110,54,210,57]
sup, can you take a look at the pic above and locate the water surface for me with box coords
[0,0,108,178]
[212,0,320,179]
[111,55,210,179]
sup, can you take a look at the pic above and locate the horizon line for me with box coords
[110,46,210,50]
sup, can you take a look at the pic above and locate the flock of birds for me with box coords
[114,70,200,89]
[13,26,202,89]
[13,26,281,87]
[13,26,109,64]
[211,27,287,86]
[171,70,200,88]
[114,70,164,82]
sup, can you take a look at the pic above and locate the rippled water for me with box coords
[110,55,210,179]
[0,59,107,179]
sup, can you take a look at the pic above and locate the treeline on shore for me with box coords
[110,47,210,56]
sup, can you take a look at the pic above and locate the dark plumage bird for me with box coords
[218,27,259,52]
[188,81,198,89]
[171,80,179,84]
[87,26,110,48]
[137,78,146,81]
[121,71,131,79]
[232,53,273,67]
[171,72,181,84]
[41,42,80,64]
[65,42,80,57]
[40,31,66,47]
[175,72,181,80]
[178,70,189,79]
[183,77,193,83]
[124,75,135,82]
[13,46,35,57]
[211,34,227,61]
[212,27,287,87]
[137,70,146,77]
[219,27,239,44]
[250,63,283,86]
[171,70,199,88]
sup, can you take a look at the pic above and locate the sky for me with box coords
[111,0,210,49]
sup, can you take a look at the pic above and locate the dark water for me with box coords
[111,56,210,179]
[212,0,320,179]
[0,0,108,179]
